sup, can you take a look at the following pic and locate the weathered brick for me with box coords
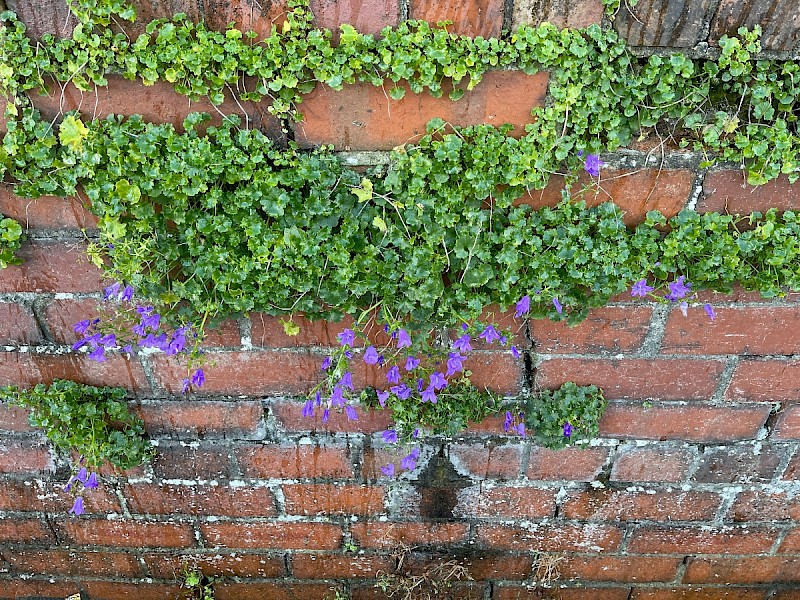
[250,312,354,348]
[0,303,41,344]
[691,445,784,484]
[454,485,557,518]
[55,519,196,548]
[203,0,290,39]
[519,168,694,226]
[0,440,54,474]
[538,358,724,400]
[709,0,800,52]
[80,581,184,600]
[663,306,800,356]
[782,449,800,481]
[0,241,103,293]
[409,0,504,38]
[283,483,385,515]
[351,521,468,549]
[296,71,549,150]
[529,306,651,354]
[143,551,286,578]
[0,580,79,599]
[292,553,394,579]
[0,352,150,393]
[562,489,721,522]
[235,442,355,478]
[311,0,398,38]
[0,517,55,543]
[215,582,336,600]
[458,553,533,580]
[631,589,767,600]
[610,445,697,483]
[496,585,631,600]
[271,397,392,434]
[0,478,120,513]
[726,360,800,402]
[685,556,800,584]
[701,172,800,214]
[475,523,623,553]
[137,399,264,439]
[0,404,35,433]
[599,402,771,443]
[201,521,343,549]
[152,444,232,479]
[463,352,522,394]
[449,442,523,479]
[779,528,800,552]
[3,549,141,577]
[151,351,318,395]
[613,0,717,47]
[627,525,778,554]
[4,0,77,38]
[124,482,277,516]
[0,186,97,230]
[527,446,609,482]
[729,490,800,522]
[773,405,800,440]
[513,0,603,29]
[560,555,681,583]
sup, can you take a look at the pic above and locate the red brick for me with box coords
[271,397,392,434]
[599,402,771,443]
[454,485,556,518]
[292,553,394,578]
[0,241,103,293]
[529,307,651,354]
[137,399,264,439]
[152,445,231,479]
[0,440,54,474]
[283,483,385,515]
[730,490,800,522]
[409,0,503,37]
[250,312,354,348]
[496,586,630,600]
[562,489,721,521]
[0,303,41,344]
[200,318,242,347]
[632,589,767,600]
[561,555,681,583]
[782,449,800,480]
[235,443,355,479]
[124,482,277,516]
[311,0,398,37]
[43,298,104,345]
[80,581,183,600]
[0,517,55,543]
[701,172,800,214]
[691,445,784,484]
[151,351,318,395]
[463,352,522,394]
[202,521,342,549]
[527,446,609,481]
[663,306,800,355]
[0,352,149,393]
[3,549,141,577]
[461,413,508,435]
[296,71,549,150]
[56,519,196,548]
[215,582,335,600]
[726,360,800,402]
[685,556,800,584]
[778,528,800,552]
[0,186,97,230]
[3,0,77,39]
[458,553,533,580]
[449,442,523,479]
[513,0,603,28]
[0,404,35,432]
[29,76,283,139]
[143,551,286,578]
[538,358,724,400]
[709,1,800,52]
[773,405,800,440]
[517,168,694,226]
[610,445,697,483]
[203,0,289,39]
[0,580,79,598]
[0,478,120,513]
[476,523,623,553]
[627,525,778,554]
[351,521,468,549]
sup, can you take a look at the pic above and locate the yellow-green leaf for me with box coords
[58,115,89,152]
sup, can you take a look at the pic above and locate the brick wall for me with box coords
[2,0,800,599]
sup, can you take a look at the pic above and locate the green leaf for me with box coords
[58,115,89,152]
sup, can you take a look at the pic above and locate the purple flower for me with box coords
[514,422,525,436]
[416,378,425,392]
[181,378,191,394]
[479,324,502,344]
[315,390,323,406]
[330,386,346,407]
[499,335,507,346]
[88,345,106,362]
[453,334,472,353]
[321,356,332,371]
[390,384,411,400]
[515,295,531,318]
[85,472,99,490]
[386,365,401,384]
[337,328,355,347]
[665,276,692,302]
[405,356,420,371]
[511,346,520,359]
[72,339,89,352]
[76,467,88,483]
[103,282,121,300]
[412,428,420,439]
[302,399,314,417]
[339,371,354,390]
[396,329,412,349]
[377,390,390,407]
[421,386,437,403]
[120,285,134,302]
[322,408,330,423]
[63,480,73,493]
[363,346,380,365]
[166,328,187,355]
[191,368,205,387]
[345,405,358,421]
[563,422,573,438]
[99,334,116,349]
[69,496,85,516]
[680,301,688,317]
[584,153,603,177]
[704,303,716,321]
[121,344,133,354]
[73,320,91,335]
[445,352,465,377]
[401,448,420,471]
[631,279,654,297]
[429,371,447,391]
[552,297,563,314]
[382,429,398,444]
[503,411,513,432]
[381,463,395,477]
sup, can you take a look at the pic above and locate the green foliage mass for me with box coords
[1,379,153,471]
[525,383,606,449]
[0,215,23,268]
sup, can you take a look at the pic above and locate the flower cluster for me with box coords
[72,282,206,393]
[630,275,716,320]
[63,461,99,516]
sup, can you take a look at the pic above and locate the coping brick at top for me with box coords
[613,0,718,48]
[310,0,399,39]
[513,0,604,30]
[409,0,504,39]
[708,0,800,52]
